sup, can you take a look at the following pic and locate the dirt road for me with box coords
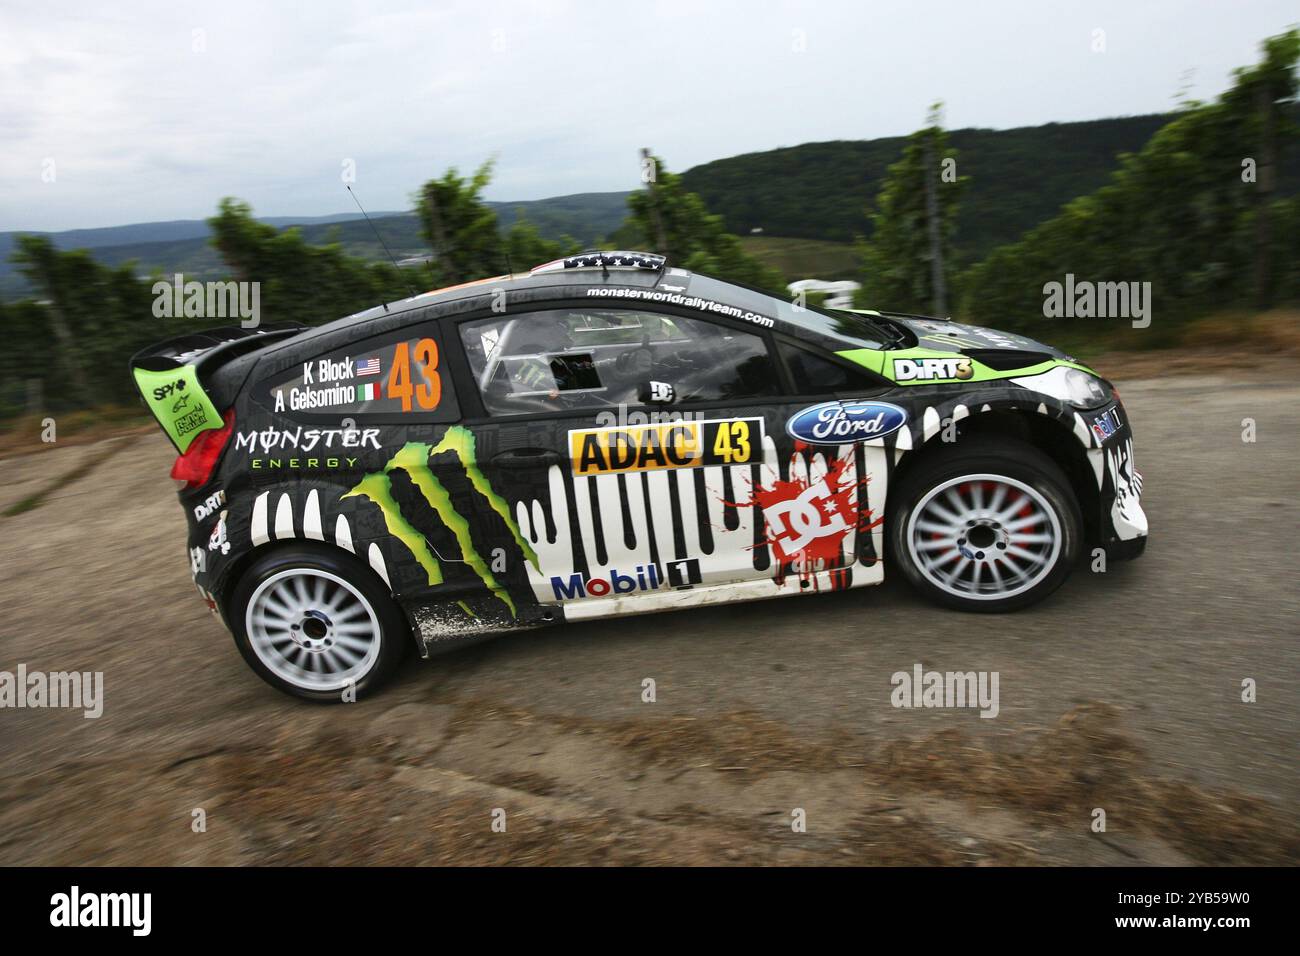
[1,371,1297,865]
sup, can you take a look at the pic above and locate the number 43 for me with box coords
[713,420,751,463]
[387,338,442,412]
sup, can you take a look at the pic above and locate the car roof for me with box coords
[298,253,672,334]
[259,253,731,357]
[251,250,886,379]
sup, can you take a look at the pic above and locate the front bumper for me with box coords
[1084,402,1148,556]
[1105,533,1148,562]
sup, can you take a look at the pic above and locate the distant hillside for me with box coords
[680,111,1300,263]
[0,210,403,271]
[0,192,631,299]
[10,108,1298,301]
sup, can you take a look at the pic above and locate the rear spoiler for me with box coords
[130,323,306,452]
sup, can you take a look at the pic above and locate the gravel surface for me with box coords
[1,371,1296,865]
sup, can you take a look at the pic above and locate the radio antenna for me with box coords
[347,185,417,308]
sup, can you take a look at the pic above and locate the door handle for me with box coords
[491,448,561,469]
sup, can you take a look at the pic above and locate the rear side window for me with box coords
[460,308,778,416]
[267,326,459,421]
[780,341,880,394]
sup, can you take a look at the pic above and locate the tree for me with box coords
[501,214,581,271]
[1220,29,1300,307]
[415,162,504,286]
[208,198,415,326]
[958,29,1299,333]
[9,236,165,409]
[857,104,967,314]
[623,155,788,293]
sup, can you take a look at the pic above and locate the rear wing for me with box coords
[130,324,306,452]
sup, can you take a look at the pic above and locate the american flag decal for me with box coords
[357,357,381,376]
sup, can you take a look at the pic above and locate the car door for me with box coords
[246,312,530,620]
[453,304,882,616]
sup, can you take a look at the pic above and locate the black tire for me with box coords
[887,436,1082,612]
[227,543,410,702]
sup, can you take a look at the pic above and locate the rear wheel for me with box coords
[228,544,409,701]
[888,438,1081,612]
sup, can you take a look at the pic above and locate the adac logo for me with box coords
[787,401,907,445]
[893,357,974,382]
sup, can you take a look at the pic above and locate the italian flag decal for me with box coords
[357,382,381,401]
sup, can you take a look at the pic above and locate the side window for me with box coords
[460,308,778,416]
[267,325,459,421]
[780,341,881,394]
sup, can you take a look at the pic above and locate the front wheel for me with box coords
[887,438,1082,612]
[227,544,410,701]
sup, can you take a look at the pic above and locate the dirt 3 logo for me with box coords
[893,357,973,381]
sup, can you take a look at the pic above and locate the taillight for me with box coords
[170,409,235,489]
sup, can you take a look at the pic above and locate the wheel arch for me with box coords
[214,537,420,651]
[889,405,1101,548]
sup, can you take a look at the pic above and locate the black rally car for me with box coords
[132,251,1147,700]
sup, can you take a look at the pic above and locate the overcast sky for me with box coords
[2,0,1296,232]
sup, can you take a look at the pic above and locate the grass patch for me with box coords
[738,235,859,281]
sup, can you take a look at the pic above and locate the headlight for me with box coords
[1064,369,1111,409]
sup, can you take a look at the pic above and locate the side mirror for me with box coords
[637,380,676,405]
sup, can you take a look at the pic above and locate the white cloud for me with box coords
[1,0,1295,230]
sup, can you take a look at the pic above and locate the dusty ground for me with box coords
[0,366,1297,866]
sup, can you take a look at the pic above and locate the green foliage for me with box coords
[958,29,1300,332]
[208,198,415,327]
[501,214,581,271]
[857,106,968,313]
[413,163,582,281]
[624,156,788,293]
[0,164,592,417]
[680,114,1188,255]
[414,162,505,285]
[736,236,858,281]
[3,236,161,412]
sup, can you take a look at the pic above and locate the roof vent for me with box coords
[530,250,666,275]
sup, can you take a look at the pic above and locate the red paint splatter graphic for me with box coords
[732,454,883,589]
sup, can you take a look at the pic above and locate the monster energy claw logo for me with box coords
[343,427,536,617]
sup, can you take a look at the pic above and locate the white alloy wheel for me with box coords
[244,568,382,692]
[904,473,1064,602]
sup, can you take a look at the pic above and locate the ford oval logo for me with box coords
[786,400,908,445]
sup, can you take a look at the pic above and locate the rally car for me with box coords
[132,251,1148,700]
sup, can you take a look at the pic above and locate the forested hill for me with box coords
[679,111,1298,262]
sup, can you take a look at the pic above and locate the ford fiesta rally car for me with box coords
[132,251,1148,700]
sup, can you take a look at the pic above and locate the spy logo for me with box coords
[893,357,973,382]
